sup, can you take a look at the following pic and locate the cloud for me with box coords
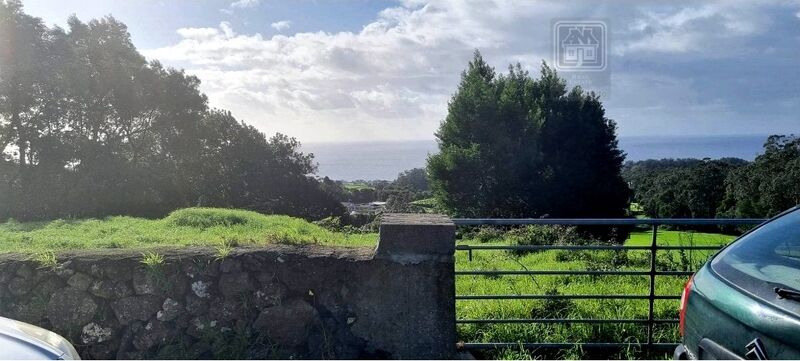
[270,20,292,32]
[613,3,771,57]
[143,0,800,142]
[230,0,259,9]
[220,0,259,14]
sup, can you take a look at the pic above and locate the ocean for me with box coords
[302,135,769,181]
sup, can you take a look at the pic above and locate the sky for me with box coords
[21,0,800,143]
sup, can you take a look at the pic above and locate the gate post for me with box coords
[374,213,456,359]
[647,224,658,348]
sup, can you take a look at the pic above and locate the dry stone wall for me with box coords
[0,214,456,359]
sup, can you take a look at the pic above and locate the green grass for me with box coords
[456,228,740,359]
[0,208,378,253]
[625,229,735,246]
[342,182,375,191]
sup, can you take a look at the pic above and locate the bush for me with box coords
[470,226,507,243]
[508,225,581,246]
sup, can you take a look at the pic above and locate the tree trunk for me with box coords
[12,112,26,166]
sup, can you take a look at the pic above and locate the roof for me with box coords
[562,28,599,46]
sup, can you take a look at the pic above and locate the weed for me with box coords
[214,240,234,260]
[141,251,165,269]
[32,251,58,269]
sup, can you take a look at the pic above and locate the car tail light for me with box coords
[679,275,694,337]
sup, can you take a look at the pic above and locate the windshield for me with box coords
[713,209,800,292]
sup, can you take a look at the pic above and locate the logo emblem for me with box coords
[745,338,767,360]
[553,20,607,71]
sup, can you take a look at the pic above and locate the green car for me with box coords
[676,206,800,360]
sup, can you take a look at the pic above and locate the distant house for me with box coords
[561,27,599,64]
[341,201,386,215]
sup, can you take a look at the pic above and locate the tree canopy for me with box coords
[0,1,342,221]
[624,135,800,220]
[623,158,746,219]
[718,135,800,218]
[427,51,629,218]
[393,168,429,194]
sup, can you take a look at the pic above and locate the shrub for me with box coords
[508,225,581,246]
[506,225,583,255]
[473,226,506,243]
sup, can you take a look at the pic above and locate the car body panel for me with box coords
[0,317,79,360]
[681,253,800,359]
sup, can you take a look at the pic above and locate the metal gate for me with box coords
[452,218,765,353]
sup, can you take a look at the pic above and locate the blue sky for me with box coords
[24,0,395,48]
[20,0,800,143]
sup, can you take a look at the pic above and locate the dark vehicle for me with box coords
[676,206,800,360]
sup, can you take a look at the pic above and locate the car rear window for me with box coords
[712,208,800,295]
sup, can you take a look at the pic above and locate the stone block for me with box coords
[375,213,456,263]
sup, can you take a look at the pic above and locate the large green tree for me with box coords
[0,2,342,221]
[428,51,629,218]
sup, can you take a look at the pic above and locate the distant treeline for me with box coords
[623,135,800,220]
[321,168,431,210]
[0,2,342,221]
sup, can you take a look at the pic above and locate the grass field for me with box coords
[342,182,375,191]
[455,228,739,359]
[0,208,377,253]
[626,229,735,247]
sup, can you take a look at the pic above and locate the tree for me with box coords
[719,135,800,218]
[427,51,629,218]
[385,191,417,213]
[0,0,56,167]
[623,158,745,219]
[0,4,343,221]
[394,168,429,194]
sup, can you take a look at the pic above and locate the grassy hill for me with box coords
[0,208,378,254]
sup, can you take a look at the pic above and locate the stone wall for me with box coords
[0,214,455,359]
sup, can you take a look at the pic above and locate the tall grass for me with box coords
[0,208,378,253]
[455,228,737,359]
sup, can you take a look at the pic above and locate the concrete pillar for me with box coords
[376,213,456,263]
[374,213,456,359]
